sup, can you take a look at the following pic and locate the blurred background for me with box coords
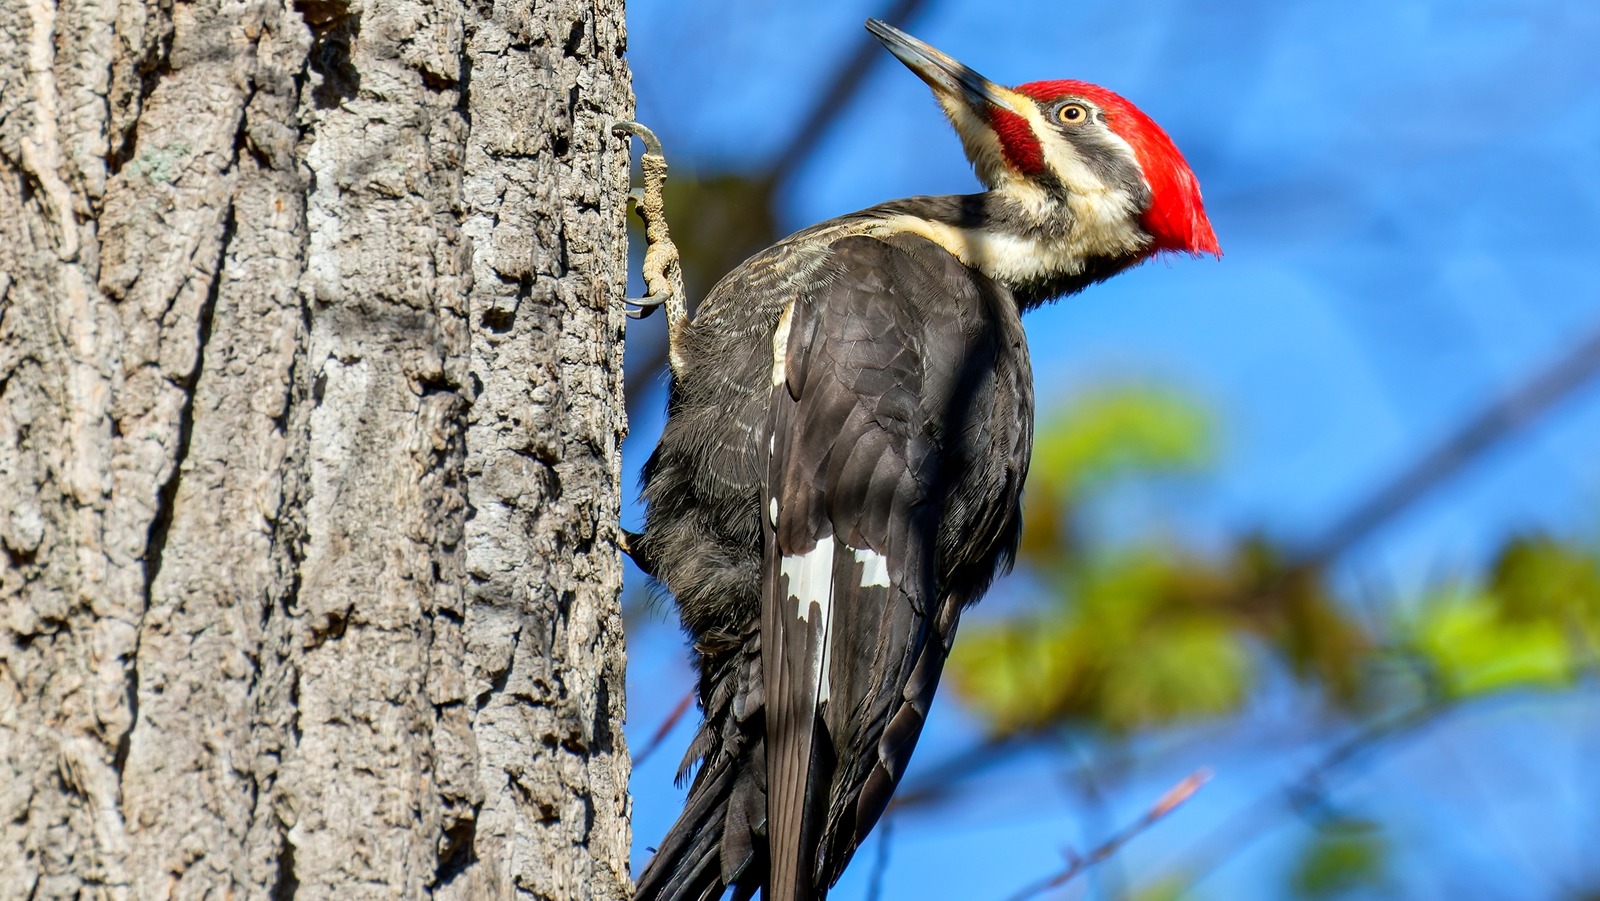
[617,1,1600,898]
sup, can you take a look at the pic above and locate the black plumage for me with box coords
[634,230,1031,900]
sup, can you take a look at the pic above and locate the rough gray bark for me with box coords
[0,0,632,898]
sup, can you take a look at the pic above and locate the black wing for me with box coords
[761,233,1030,899]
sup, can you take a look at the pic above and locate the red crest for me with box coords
[1017,80,1221,256]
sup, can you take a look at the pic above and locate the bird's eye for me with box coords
[1057,103,1089,125]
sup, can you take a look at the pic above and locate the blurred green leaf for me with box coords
[956,387,1597,744]
[1022,387,1212,563]
[1101,616,1252,729]
[1234,541,1370,707]
[1133,875,1200,901]
[1491,536,1600,641]
[1030,387,1212,490]
[950,615,1082,736]
[1290,822,1389,899]
[951,550,1256,735]
[1415,590,1575,697]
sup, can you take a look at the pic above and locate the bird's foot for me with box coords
[614,120,689,375]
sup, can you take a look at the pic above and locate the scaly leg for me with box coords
[613,121,684,577]
[614,121,689,379]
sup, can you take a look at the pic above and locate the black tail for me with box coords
[635,735,766,901]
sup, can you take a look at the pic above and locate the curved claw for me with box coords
[614,119,690,374]
[620,184,661,317]
[613,120,665,157]
[625,293,667,320]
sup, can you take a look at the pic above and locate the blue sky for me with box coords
[619,1,1600,896]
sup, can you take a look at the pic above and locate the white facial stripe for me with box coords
[1097,126,1143,182]
[781,537,836,703]
[1011,101,1100,189]
[852,546,891,588]
[937,96,1010,189]
[877,94,1149,284]
[868,213,1144,288]
[1010,101,1148,247]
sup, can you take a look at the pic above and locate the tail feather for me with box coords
[636,736,766,901]
[636,754,734,900]
[638,629,768,901]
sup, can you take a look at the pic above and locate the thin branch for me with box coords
[1302,323,1600,566]
[1156,699,1457,892]
[633,689,696,769]
[864,809,896,901]
[887,734,1025,811]
[1064,739,1130,901]
[1002,769,1212,901]
[767,0,933,184]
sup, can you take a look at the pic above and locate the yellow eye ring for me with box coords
[1058,103,1090,125]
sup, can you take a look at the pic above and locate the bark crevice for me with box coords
[141,197,234,603]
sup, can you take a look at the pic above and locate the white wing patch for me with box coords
[775,542,893,711]
[852,546,891,588]
[771,301,796,386]
[781,537,836,703]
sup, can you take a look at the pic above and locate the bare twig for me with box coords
[1002,769,1212,901]
[1155,699,1458,893]
[633,689,696,769]
[864,809,896,901]
[768,0,933,184]
[1302,323,1600,566]
[887,734,1025,811]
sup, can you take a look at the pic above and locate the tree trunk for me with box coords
[0,0,632,898]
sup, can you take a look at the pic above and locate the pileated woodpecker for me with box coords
[624,19,1219,901]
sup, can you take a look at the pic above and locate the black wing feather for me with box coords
[761,234,1029,898]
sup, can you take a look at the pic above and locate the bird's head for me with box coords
[867,19,1220,261]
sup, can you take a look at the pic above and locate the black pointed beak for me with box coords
[866,19,1015,114]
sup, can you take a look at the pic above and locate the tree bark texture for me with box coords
[0,0,632,898]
